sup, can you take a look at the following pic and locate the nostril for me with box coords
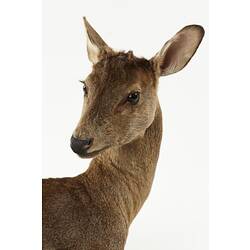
[70,135,93,154]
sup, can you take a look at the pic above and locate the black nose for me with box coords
[70,136,93,154]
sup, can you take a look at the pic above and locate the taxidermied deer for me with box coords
[43,17,204,250]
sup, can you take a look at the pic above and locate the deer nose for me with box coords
[70,135,93,154]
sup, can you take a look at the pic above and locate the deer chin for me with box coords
[78,145,110,159]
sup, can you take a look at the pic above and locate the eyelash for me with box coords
[79,80,88,95]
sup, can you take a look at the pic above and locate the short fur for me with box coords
[43,18,204,250]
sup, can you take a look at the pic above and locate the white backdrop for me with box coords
[43,0,208,249]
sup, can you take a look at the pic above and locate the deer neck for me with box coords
[83,102,162,225]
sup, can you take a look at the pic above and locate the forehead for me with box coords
[87,52,154,90]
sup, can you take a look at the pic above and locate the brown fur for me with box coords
[43,18,204,250]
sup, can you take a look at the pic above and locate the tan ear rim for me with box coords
[83,17,110,50]
[83,17,113,64]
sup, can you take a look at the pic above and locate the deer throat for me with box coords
[83,103,163,225]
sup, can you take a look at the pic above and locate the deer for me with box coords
[43,17,204,250]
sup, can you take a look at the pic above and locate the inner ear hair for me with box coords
[151,25,205,76]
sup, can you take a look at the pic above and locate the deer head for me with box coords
[70,17,204,158]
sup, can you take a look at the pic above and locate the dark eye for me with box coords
[79,80,88,95]
[127,91,140,105]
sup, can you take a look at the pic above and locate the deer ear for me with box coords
[83,17,113,64]
[151,25,204,76]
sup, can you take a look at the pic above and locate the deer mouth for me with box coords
[78,145,110,158]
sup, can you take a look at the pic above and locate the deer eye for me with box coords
[127,91,140,105]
